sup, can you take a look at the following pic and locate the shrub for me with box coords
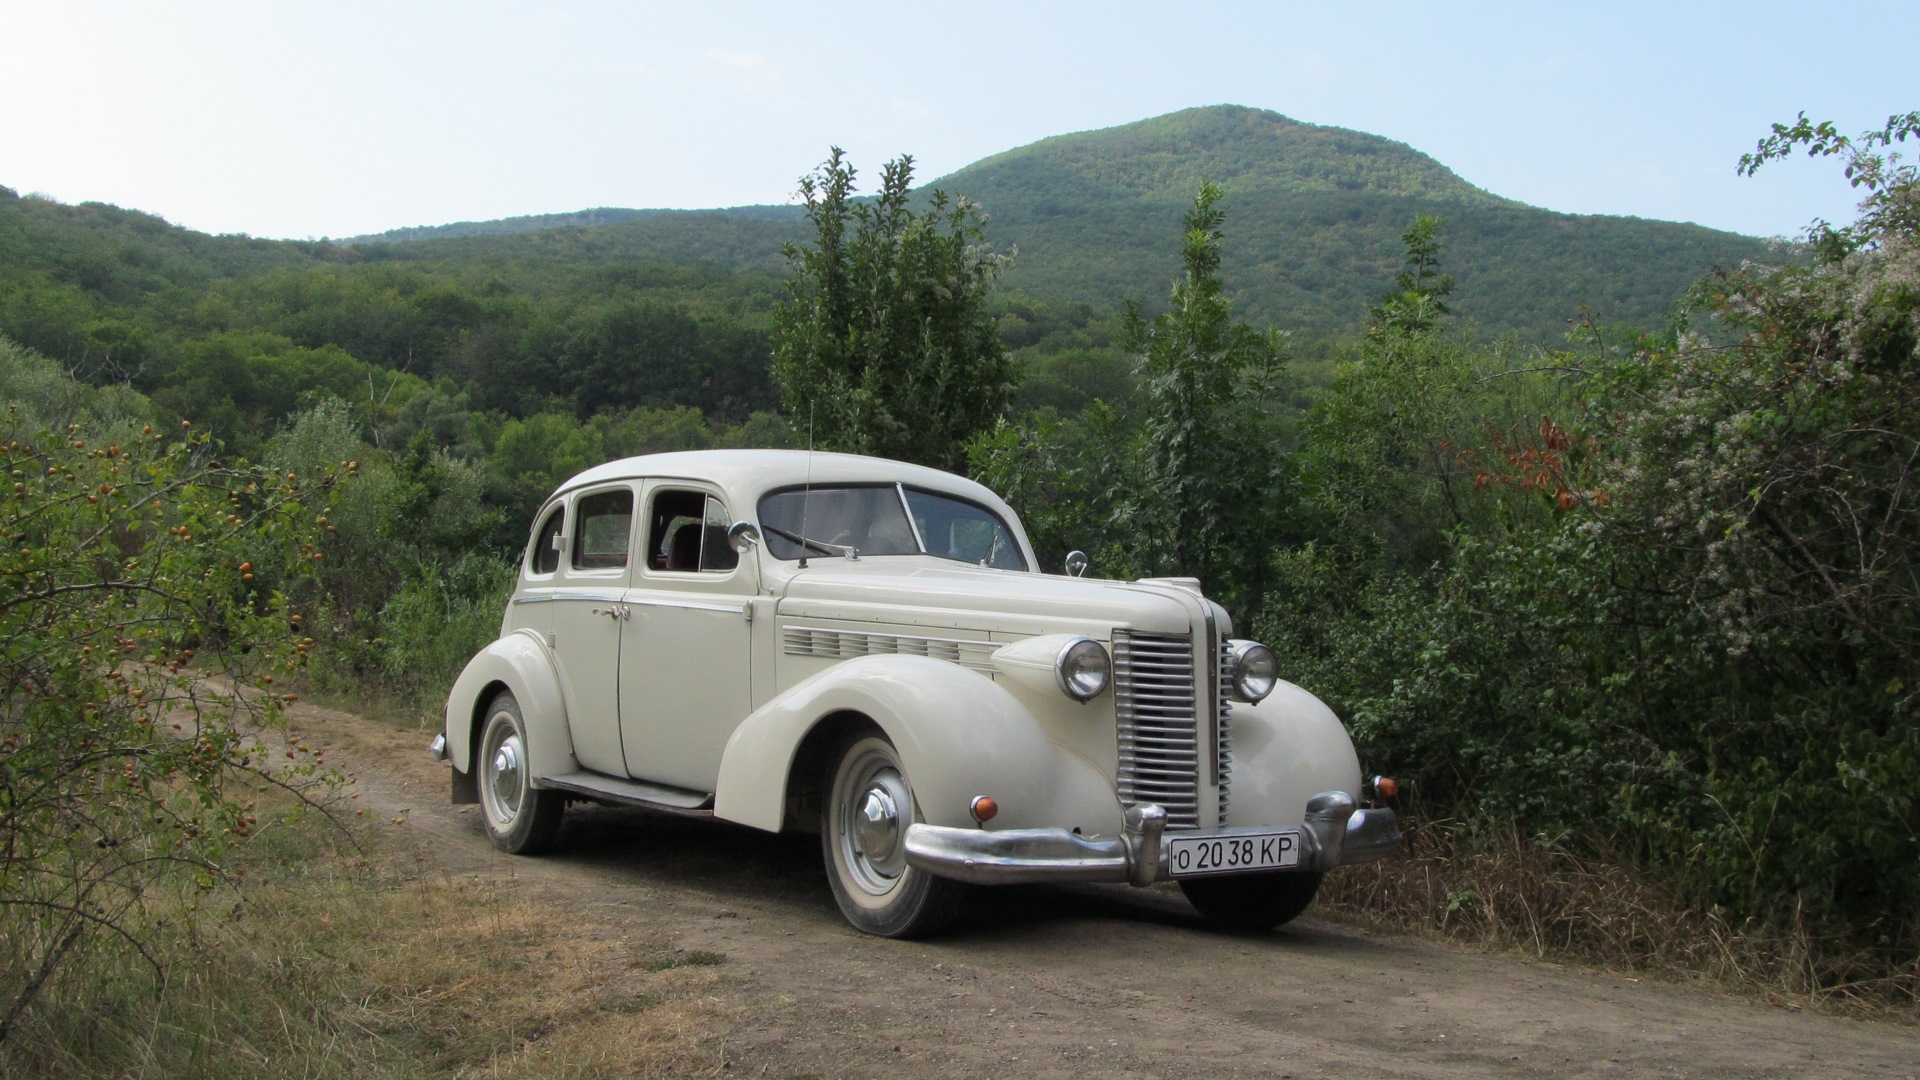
[0,403,338,1040]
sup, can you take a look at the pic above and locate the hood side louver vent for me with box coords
[782,625,999,673]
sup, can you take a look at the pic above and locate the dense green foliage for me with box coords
[1252,119,1920,974]
[1270,245,1920,968]
[771,151,1015,469]
[0,183,791,524]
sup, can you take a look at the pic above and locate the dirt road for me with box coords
[306,703,1920,1080]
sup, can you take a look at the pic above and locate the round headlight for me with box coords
[1228,640,1278,704]
[1055,637,1110,701]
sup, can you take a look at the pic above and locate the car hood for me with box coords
[772,558,1218,639]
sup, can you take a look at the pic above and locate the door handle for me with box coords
[589,606,630,621]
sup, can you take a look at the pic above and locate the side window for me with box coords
[529,505,564,575]
[646,489,708,572]
[644,489,739,574]
[572,489,633,571]
[701,495,738,572]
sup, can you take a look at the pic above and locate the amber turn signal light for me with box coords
[969,796,999,824]
[1370,775,1399,799]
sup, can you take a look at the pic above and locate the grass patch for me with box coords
[644,951,726,973]
[1317,815,1920,1018]
[1,790,733,1078]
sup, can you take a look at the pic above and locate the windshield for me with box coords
[757,484,1027,570]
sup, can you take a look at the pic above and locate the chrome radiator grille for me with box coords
[1113,631,1203,829]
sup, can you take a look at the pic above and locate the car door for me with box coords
[547,483,637,777]
[617,484,754,791]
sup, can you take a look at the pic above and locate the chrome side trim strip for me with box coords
[519,589,628,605]
[626,597,748,615]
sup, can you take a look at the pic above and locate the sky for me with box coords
[2,1,1913,242]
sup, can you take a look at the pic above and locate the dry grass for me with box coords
[301,680,441,734]
[1317,815,1920,1019]
[1,792,735,1079]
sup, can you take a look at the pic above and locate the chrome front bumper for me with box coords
[902,791,1400,887]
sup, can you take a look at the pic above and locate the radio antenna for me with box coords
[798,401,814,569]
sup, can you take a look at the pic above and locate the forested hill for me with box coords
[932,106,1776,337]
[351,204,805,245]
[345,105,1778,341]
[943,105,1521,208]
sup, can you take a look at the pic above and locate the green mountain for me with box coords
[343,105,1777,341]
[929,106,1775,337]
[944,105,1522,208]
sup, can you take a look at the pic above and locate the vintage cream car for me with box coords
[434,450,1399,937]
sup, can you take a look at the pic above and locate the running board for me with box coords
[536,771,715,815]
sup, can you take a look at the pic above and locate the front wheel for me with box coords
[477,691,566,854]
[1180,871,1323,930]
[822,730,967,937]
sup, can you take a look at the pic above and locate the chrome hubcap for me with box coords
[835,743,914,896]
[854,785,900,863]
[482,718,525,827]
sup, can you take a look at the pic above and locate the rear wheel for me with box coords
[1180,871,1323,930]
[822,730,967,937]
[477,691,565,854]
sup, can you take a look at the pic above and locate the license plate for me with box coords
[1167,830,1302,877]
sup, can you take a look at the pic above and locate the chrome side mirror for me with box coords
[1064,550,1089,578]
[727,521,762,553]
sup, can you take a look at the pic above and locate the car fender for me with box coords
[444,629,577,779]
[713,654,1123,837]
[1226,679,1363,824]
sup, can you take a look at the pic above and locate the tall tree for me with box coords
[1367,213,1455,335]
[1303,213,1482,573]
[1118,182,1289,616]
[770,149,1015,470]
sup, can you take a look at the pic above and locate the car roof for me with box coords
[553,449,1005,508]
